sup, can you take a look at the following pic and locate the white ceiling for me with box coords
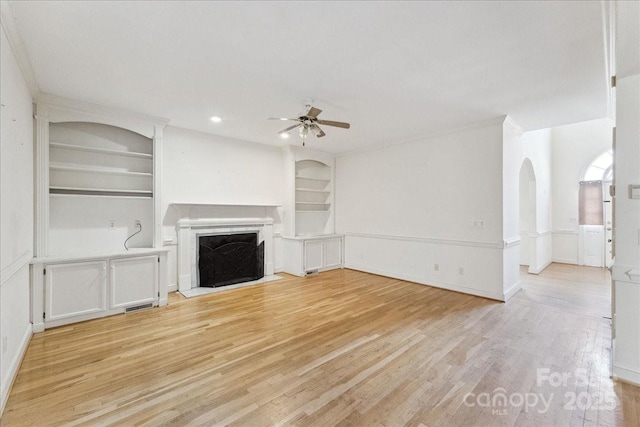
[8,1,611,153]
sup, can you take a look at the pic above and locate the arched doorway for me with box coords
[579,150,613,268]
[519,159,537,272]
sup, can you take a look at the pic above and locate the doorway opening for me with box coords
[579,150,613,268]
[519,158,537,272]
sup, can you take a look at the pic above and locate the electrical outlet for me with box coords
[434,264,439,271]
[135,219,142,229]
[458,267,465,275]
[109,220,116,229]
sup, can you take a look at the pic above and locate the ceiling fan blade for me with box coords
[306,106,323,119]
[310,124,326,138]
[317,119,350,129]
[268,117,297,121]
[278,123,301,134]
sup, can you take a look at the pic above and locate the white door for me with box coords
[580,225,604,267]
[323,238,343,269]
[304,240,323,272]
[110,255,158,309]
[45,261,107,322]
[604,200,613,268]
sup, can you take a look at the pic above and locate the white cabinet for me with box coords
[304,240,324,271]
[45,261,107,322]
[110,256,158,309]
[32,249,167,330]
[283,235,344,277]
[323,237,343,269]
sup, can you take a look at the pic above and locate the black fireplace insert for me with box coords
[197,233,264,288]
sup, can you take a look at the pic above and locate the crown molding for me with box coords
[503,115,524,137]
[0,1,39,98]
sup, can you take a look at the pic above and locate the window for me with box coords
[583,150,613,182]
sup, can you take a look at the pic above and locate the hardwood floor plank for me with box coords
[1,265,638,426]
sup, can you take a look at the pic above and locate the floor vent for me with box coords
[125,302,153,313]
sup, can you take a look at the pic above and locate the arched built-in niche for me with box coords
[294,159,332,236]
[519,158,537,270]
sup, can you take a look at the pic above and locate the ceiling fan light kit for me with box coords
[270,102,350,146]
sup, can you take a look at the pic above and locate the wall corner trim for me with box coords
[0,3,39,98]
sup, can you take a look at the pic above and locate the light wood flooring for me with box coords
[2,264,639,426]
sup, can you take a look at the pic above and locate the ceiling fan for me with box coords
[269,102,350,146]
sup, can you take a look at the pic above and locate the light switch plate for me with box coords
[630,184,640,199]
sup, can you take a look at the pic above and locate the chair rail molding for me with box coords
[0,251,32,288]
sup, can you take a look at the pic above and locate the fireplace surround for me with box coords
[177,218,274,293]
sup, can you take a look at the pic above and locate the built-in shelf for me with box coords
[296,202,331,207]
[50,193,153,200]
[50,163,153,177]
[50,186,153,198]
[50,142,153,159]
[170,202,281,208]
[295,175,330,183]
[295,188,330,194]
[294,159,333,236]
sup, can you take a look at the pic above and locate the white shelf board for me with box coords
[50,142,152,159]
[296,202,331,206]
[296,210,331,213]
[295,188,331,194]
[295,175,330,183]
[50,193,153,200]
[51,186,152,193]
[50,163,153,177]
[50,187,153,198]
[170,202,281,208]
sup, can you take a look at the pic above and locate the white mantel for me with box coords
[176,217,274,292]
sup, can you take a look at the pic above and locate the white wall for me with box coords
[612,74,640,385]
[0,22,33,412]
[551,118,613,264]
[336,119,517,301]
[160,127,286,288]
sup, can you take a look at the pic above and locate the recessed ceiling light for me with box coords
[280,133,290,139]
[210,116,222,123]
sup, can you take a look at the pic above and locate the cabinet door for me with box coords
[323,238,343,269]
[304,240,323,272]
[110,256,158,309]
[45,261,107,322]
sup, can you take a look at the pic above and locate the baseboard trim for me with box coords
[552,258,578,265]
[529,260,552,275]
[612,364,640,386]
[0,323,32,416]
[167,283,178,293]
[503,280,522,301]
[344,263,506,302]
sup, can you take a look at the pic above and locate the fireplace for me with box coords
[198,233,264,288]
[176,217,274,292]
